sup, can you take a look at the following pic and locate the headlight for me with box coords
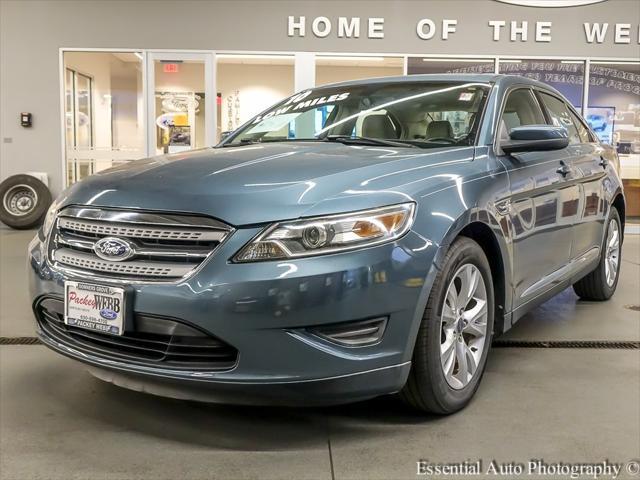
[41,199,60,238]
[234,203,415,262]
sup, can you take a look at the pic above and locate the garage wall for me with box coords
[0,0,637,196]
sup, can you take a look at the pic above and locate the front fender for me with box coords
[406,158,513,346]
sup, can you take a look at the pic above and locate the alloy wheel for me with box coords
[440,263,488,390]
[605,218,620,287]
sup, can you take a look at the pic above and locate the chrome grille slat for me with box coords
[53,248,194,277]
[58,217,226,241]
[49,207,233,281]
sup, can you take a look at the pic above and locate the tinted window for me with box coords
[539,92,582,144]
[500,89,546,140]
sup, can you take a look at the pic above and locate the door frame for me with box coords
[145,51,216,156]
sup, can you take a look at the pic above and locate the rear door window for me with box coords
[539,92,582,145]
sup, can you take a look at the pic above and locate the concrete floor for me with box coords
[1,228,639,480]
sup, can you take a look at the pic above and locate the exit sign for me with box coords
[163,63,179,73]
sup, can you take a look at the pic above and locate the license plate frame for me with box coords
[64,281,127,336]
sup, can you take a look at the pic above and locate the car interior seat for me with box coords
[425,120,453,140]
[357,110,399,139]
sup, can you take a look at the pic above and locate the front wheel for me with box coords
[573,208,622,301]
[400,237,494,414]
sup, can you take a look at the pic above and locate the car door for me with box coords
[537,91,607,264]
[496,87,580,309]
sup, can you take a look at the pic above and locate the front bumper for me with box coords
[28,226,437,405]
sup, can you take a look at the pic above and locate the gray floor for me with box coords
[1,229,639,480]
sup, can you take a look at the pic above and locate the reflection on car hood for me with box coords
[61,142,476,225]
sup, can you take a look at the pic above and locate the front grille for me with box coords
[58,217,223,241]
[53,248,191,277]
[35,297,238,371]
[48,206,233,281]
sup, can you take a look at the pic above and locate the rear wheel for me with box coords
[400,237,494,414]
[573,208,622,301]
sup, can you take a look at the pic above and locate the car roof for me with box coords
[319,73,559,93]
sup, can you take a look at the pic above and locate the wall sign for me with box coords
[163,63,179,73]
[287,0,639,46]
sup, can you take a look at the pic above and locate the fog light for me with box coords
[310,317,388,347]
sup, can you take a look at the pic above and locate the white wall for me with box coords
[316,65,404,86]
[217,64,294,132]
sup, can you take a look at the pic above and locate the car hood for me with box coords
[61,142,476,226]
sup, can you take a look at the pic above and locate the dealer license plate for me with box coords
[64,281,126,336]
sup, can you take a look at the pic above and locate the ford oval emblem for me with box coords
[100,308,118,321]
[93,237,135,262]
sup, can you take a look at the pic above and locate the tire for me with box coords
[400,236,494,414]
[572,208,622,301]
[0,174,52,229]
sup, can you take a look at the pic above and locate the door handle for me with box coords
[599,156,608,168]
[496,200,511,215]
[556,160,570,177]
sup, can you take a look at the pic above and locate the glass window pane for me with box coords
[408,58,495,75]
[539,92,581,144]
[154,59,206,155]
[216,54,295,142]
[569,110,591,143]
[500,89,546,139]
[75,73,92,148]
[499,59,584,109]
[587,61,640,182]
[64,69,75,148]
[229,82,490,150]
[63,51,144,185]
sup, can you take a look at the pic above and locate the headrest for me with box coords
[426,120,453,139]
[361,115,398,139]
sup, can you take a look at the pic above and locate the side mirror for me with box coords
[220,131,233,141]
[501,125,569,154]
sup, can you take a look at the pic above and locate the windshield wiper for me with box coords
[223,138,325,147]
[324,135,416,148]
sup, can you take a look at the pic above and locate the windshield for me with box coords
[223,81,490,149]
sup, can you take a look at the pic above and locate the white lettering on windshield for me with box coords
[252,92,350,124]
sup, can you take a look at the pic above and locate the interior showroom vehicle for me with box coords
[2,1,638,479]
[28,75,625,413]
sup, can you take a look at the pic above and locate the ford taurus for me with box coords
[28,74,625,413]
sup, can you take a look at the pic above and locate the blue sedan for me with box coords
[28,74,625,413]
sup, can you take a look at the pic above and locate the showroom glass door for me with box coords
[146,52,216,155]
[62,51,147,185]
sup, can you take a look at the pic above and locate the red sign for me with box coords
[163,63,179,73]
